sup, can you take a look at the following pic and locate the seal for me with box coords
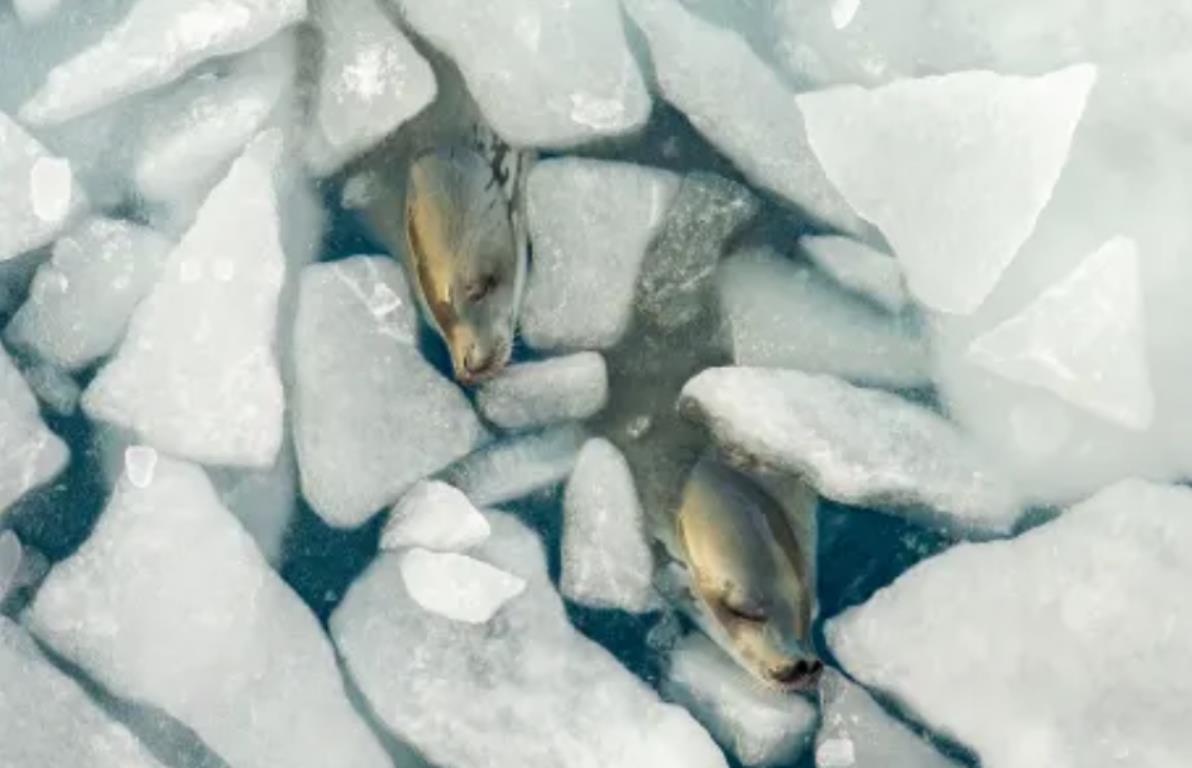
[348,40,530,384]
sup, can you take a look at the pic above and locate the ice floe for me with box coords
[441,423,586,507]
[381,480,491,553]
[477,352,608,430]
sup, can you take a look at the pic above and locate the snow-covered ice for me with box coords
[665,633,817,767]
[477,352,608,430]
[718,247,929,388]
[966,236,1152,431]
[0,112,83,262]
[7,217,171,370]
[27,455,391,768]
[797,65,1096,313]
[293,255,484,527]
[801,235,909,315]
[561,438,656,613]
[0,343,68,518]
[134,34,299,221]
[0,617,167,768]
[305,0,435,174]
[20,0,307,125]
[828,479,1192,768]
[521,159,680,350]
[82,133,286,468]
[398,0,650,147]
[333,511,728,768]
[680,367,1020,533]
[623,0,863,235]
[381,480,491,552]
[441,423,587,507]
[816,669,958,768]
[399,547,526,623]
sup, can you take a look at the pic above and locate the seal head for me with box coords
[404,146,523,384]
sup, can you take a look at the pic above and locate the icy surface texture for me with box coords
[665,633,817,766]
[623,0,862,235]
[7,217,171,370]
[828,479,1192,768]
[931,56,1192,505]
[333,512,728,768]
[381,480,491,552]
[20,0,306,125]
[27,455,391,768]
[399,547,526,623]
[0,618,167,768]
[801,235,909,315]
[477,352,608,430]
[209,437,299,566]
[442,423,587,507]
[718,247,928,388]
[0,112,84,262]
[680,367,1020,533]
[797,65,1095,313]
[305,0,435,174]
[561,438,656,613]
[398,0,650,146]
[522,159,680,350]
[293,255,484,527]
[0,343,68,518]
[83,133,286,468]
[816,669,958,768]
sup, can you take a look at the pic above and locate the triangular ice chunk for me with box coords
[381,480,491,553]
[966,236,1153,430]
[399,548,526,624]
[20,0,306,125]
[797,65,1096,313]
[82,132,286,468]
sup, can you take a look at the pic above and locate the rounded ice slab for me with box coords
[400,548,526,624]
[292,256,484,527]
[332,512,729,768]
[477,352,609,430]
[397,0,650,147]
[679,367,1021,534]
[82,133,286,468]
[27,456,391,768]
[561,438,656,613]
[828,479,1192,768]
[381,480,491,553]
[665,633,817,767]
[801,235,909,315]
[20,0,307,125]
[522,159,680,351]
[304,0,435,174]
[7,217,171,371]
[797,65,1096,313]
[0,113,83,262]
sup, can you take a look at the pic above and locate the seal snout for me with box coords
[768,658,823,690]
[454,338,511,385]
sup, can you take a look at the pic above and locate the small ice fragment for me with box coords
[29,156,73,224]
[381,480,491,552]
[441,423,587,507]
[966,236,1152,430]
[679,367,1021,534]
[477,352,608,430]
[123,446,158,489]
[664,633,817,766]
[399,0,650,146]
[561,438,656,613]
[718,247,928,388]
[0,531,21,603]
[521,159,680,351]
[399,548,525,624]
[801,235,908,314]
[831,0,860,29]
[797,65,1097,313]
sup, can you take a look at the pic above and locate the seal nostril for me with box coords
[770,658,824,686]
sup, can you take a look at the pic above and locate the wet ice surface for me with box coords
[0,1,1189,767]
